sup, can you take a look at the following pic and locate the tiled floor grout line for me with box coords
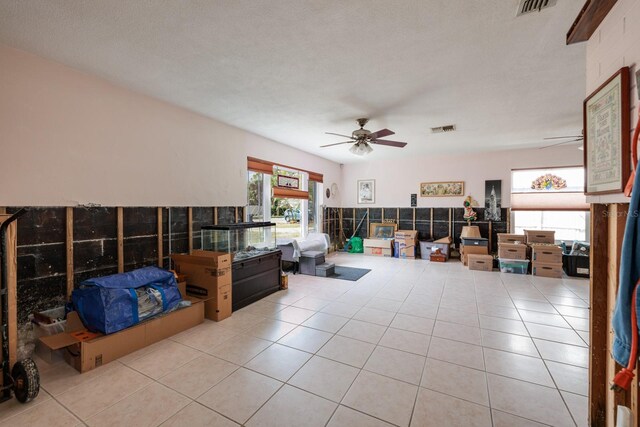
[26,256,588,427]
[470,272,496,427]
[407,268,446,427]
[513,278,580,427]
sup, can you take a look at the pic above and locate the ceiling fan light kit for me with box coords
[322,118,408,156]
[349,141,373,156]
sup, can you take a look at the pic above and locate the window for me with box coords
[247,159,323,240]
[513,210,588,242]
[511,166,589,242]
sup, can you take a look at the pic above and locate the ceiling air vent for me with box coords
[516,0,557,16]
[430,125,456,134]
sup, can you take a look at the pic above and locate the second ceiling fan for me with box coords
[321,118,407,155]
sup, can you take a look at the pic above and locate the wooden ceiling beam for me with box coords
[567,0,618,45]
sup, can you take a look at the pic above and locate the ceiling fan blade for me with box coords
[320,141,354,148]
[539,139,583,149]
[368,128,395,139]
[370,139,407,148]
[543,136,583,140]
[325,132,355,139]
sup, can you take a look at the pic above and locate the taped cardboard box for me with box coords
[497,233,527,244]
[461,245,489,266]
[171,251,233,321]
[524,230,555,244]
[39,297,205,373]
[394,240,416,258]
[364,238,394,257]
[467,254,493,271]
[498,243,528,260]
[532,261,563,278]
[530,244,563,264]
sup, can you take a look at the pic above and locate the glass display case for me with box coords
[201,222,277,261]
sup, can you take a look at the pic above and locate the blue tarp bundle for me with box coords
[72,266,182,334]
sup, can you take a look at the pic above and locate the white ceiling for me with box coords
[0,0,586,163]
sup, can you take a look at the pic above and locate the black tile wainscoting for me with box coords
[5,206,244,325]
[323,206,509,254]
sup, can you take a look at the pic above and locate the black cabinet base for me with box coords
[232,250,282,311]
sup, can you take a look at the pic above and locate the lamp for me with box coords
[349,141,373,156]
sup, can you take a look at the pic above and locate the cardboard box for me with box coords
[467,254,493,271]
[394,231,418,258]
[171,251,233,321]
[461,245,489,266]
[524,230,555,244]
[532,261,564,278]
[395,230,418,241]
[177,280,187,297]
[498,243,528,260]
[530,244,563,264]
[364,247,393,257]
[364,238,394,257]
[394,240,416,258]
[39,298,205,373]
[497,233,527,244]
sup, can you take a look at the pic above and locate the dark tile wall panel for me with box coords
[17,276,66,325]
[369,208,382,222]
[383,208,398,221]
[8,205,243,326]
[192,207,214,251]
[217,207,237,225]
[399,208,413,221]
[74,207,116,240]
[415,208,431,222]
[7,207,67,324]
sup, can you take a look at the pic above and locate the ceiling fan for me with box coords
[539,131,584,150]
[321,118,408,155]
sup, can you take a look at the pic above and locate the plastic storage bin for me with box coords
[498,258,530,274]
[563,254,589,278]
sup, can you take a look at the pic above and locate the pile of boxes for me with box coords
[171,250,233,321]
[461,237,489,266]
[495,230,563,277]
[526,230,563,278]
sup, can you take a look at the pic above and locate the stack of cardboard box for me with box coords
[530,244,563,278]
[523,230,561,278]
[497,233,528,260]
[394,230,418,258]
[171,250,233,321]
[460,237,489,266]
[496,233,528,274]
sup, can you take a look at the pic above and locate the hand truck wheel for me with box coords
[11,358,40,403]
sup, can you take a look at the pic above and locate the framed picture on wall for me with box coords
[584,67,630,195]
[420,181,464,197]
[357,179,375,204]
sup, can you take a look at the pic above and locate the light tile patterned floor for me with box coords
[0,253,590,427]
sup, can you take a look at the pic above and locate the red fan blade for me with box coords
[320,141,354,148]
[370,139,407,148]
[325,132,355,139]
[368,128,395,139]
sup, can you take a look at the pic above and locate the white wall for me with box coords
[0,44,342,207]
[340,145,583,207]
[586,0,640,204]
